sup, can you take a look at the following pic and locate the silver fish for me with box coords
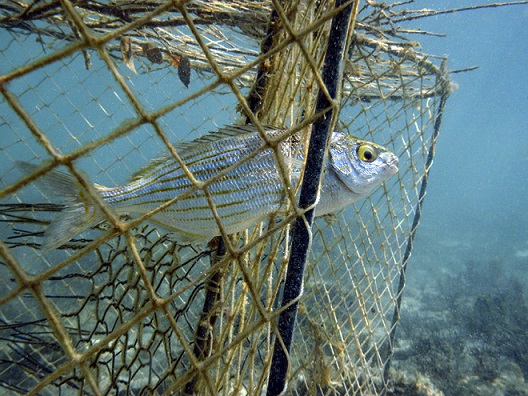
[18,125,398,249]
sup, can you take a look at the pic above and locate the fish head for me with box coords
[329,132,399,195]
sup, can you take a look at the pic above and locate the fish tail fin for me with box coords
[17,162,102,250]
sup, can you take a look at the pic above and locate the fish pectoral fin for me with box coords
[148,217,210,243]
[318,212,338,224]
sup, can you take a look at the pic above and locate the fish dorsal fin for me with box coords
[171,124,274,153]
[207,124,263,139]
[129,125,283,181]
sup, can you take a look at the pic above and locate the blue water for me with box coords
[397,14,528,372]
[406,2,528,268]
[395,3,528,393]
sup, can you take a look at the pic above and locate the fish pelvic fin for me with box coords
[17,162,102,250]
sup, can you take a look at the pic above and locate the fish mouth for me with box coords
[385,154,399,174]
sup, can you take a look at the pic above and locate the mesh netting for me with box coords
[0,1,451,395]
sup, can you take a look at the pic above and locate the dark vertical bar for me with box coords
[184,238,226,395]
[266,2,354,395]
[246,8,280,121]
[381,60,450,394]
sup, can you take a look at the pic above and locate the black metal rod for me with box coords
[381,61,450,393]
[266,2,354,395]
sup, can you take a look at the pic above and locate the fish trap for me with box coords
[0,0,454,395]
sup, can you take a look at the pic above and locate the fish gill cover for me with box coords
[0,0,518,395]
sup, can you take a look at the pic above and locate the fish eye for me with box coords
[357,144,377,162]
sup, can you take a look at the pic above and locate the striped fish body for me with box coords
[19,125,398,249]
[97,127,299,241]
